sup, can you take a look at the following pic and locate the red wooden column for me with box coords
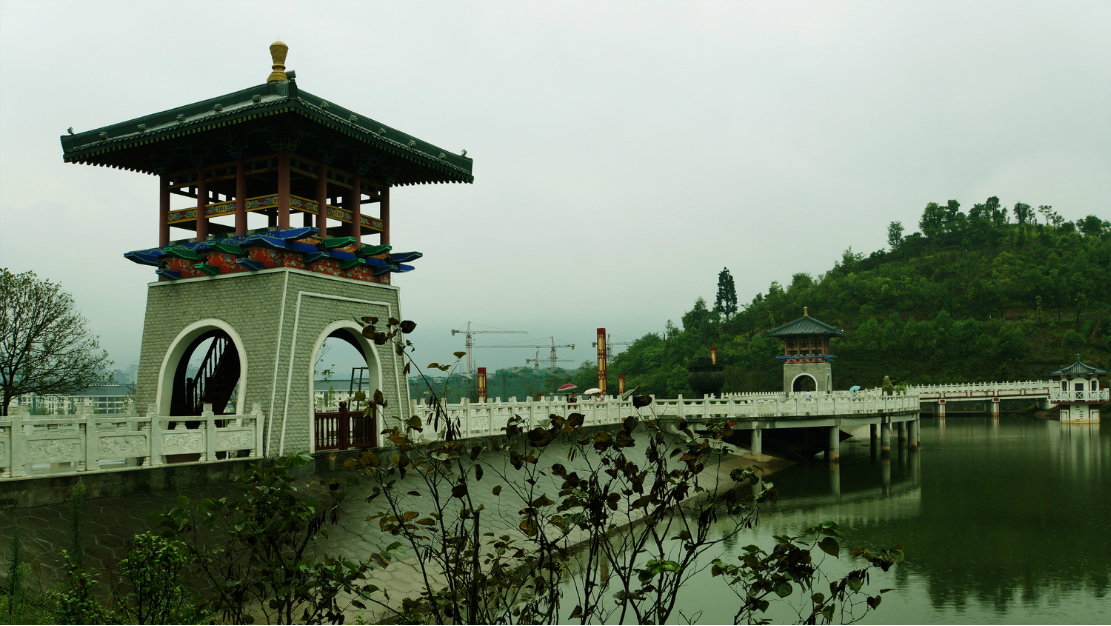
[380,185,390,245]
[277,152,291,230]
[618,375,626,395]
[234,158,246,236]
[159,175,170,246]
[195,169,208,241]
[477,367,487,402]
[349,174,362,240]
[315,163,328,237]
[597,328,607,395]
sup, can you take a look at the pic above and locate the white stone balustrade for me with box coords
[0,402,265,479]
[408,388,921,440]
[908,380,1054,398]
[1049,388,1109,403]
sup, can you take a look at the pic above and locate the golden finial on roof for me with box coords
[267,40,289,83]
[804,307,809,316]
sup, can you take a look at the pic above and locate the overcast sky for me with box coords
[1,0,1109,377]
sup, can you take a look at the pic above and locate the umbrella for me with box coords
[620,386,640,400]
[557,384,577,391]
[849,385,861,392]
[583,388,602,395]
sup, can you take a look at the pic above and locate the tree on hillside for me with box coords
[943,200,965,234]
[919,202,946,239]
[1012,202,1033,225]
[0,269,110,415]
[714,267,738,319]
[985,196,1006,226]
[887,221,904,249]
[1080,214,1109,238]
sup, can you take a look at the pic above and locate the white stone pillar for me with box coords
[828,426,840,462]
[751,428,763,456]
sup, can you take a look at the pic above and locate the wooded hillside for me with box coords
[564,199,1110,396]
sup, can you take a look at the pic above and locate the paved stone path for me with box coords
[0,434,780,622]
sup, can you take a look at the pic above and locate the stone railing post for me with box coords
[460,398,470,436]
[10,405,27,477]
[148,404,161,466]
[84,403,98,472]
[202,403,215,461]
[252,403,264,457]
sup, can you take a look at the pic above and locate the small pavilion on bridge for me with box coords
[1049,355,1107,423]
[767,308,844,394]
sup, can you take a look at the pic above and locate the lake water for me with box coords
[671,416,1111,624]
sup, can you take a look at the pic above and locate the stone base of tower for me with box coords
[134,268,409,457]
[783,362,833,394]
[1058,404,1100,424]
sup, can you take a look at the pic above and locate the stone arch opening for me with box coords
[157,319,248,417]
[308,322,383,453]
[792,373,817,393]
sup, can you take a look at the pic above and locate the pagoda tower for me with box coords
[60,42,473,456]
[1048,355,1107,423]
[766,308,844,394]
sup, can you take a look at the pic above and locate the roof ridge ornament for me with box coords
[267,40,289,84]
[804,307,808,316]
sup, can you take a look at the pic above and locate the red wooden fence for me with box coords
[314,402,377,450]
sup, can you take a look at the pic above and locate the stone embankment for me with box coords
[0,427,790,622]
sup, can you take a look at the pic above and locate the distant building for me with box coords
[14,384,136,415]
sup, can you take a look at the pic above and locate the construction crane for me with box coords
[526,350,573,370]
[592,333,633,360]
[451,322,527,376]
[473,337,575,371]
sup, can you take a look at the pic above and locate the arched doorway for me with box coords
[157,319,248,417]
[309,322,382,452]
[170,329,241,416]
[155,320,248,463]
[792,374,817,393]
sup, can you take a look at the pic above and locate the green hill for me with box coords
[575,199,1110,396]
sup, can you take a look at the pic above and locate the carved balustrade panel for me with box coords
[215,428,256,452]
[161,431,205,455]
[98,434,150,458]
[25,436,83,464]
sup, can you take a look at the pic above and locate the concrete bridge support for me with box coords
[938,399,946,418]
[828,426,840,462]
[897,421,907,444]
[751,428,763,456]
[881,420,891,459]
[909,418,919,450]
[991,398,1000,418]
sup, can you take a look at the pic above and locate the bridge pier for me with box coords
[938,399,946,418]
[897,421,907,444]
[991,398,1000,418]
[828,426,840,462]
[751,428,763,456]
[881,420,891,459]
[909,418,919,449]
